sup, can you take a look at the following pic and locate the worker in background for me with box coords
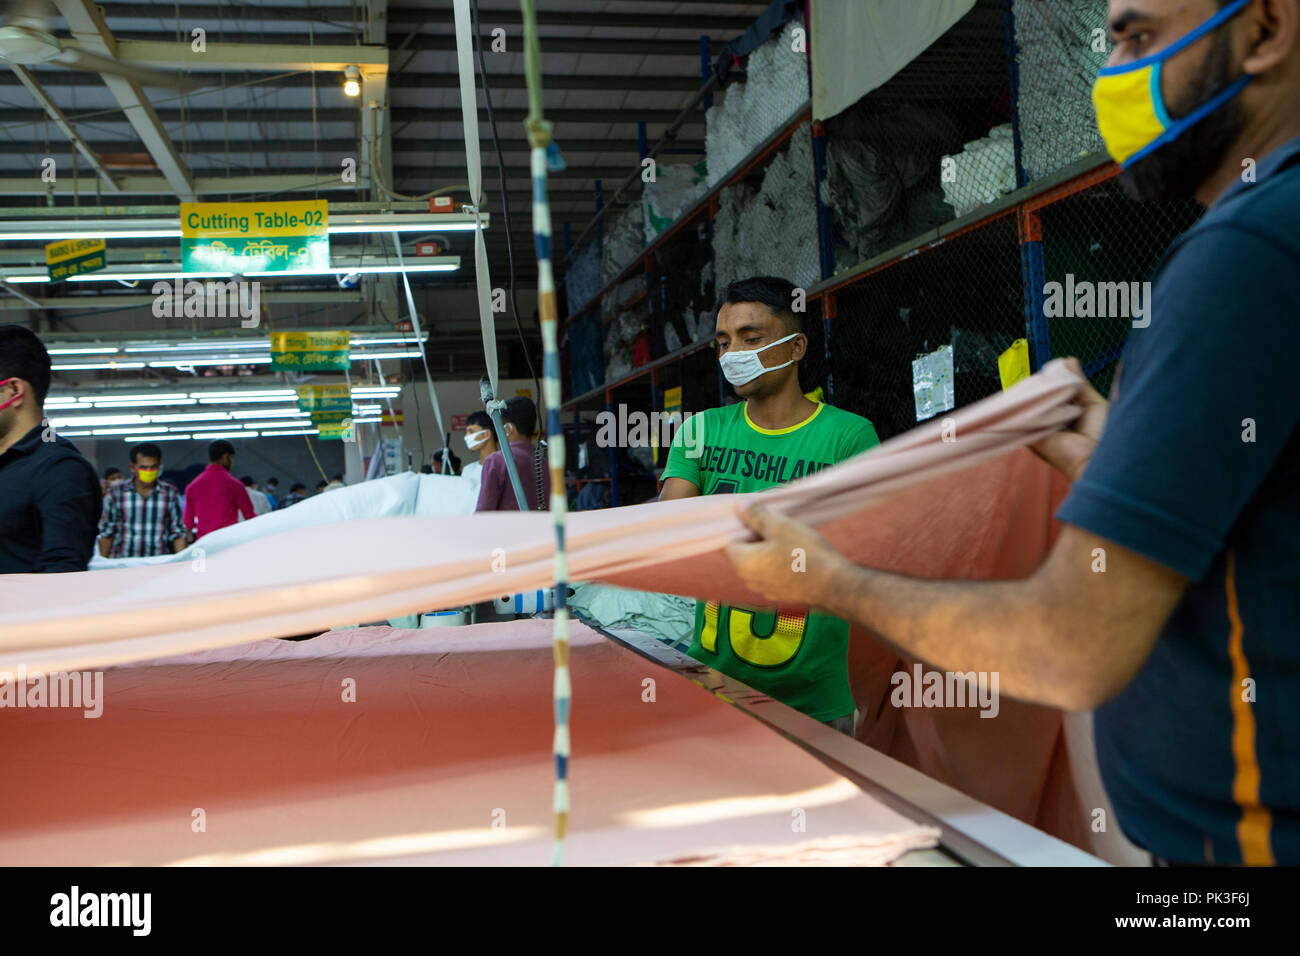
[183,440,255,540]
[430,447,462,475]
[659,276,880,735]
[264,477,281,510]
[240,476,272,516]
[101,466,123,497]
[281,482,307,508]
[98,441,186,558]
[324,473,345,492]
[0,325,101,573]
[475,396,550,511]
[723,0,1300,865]
[461,410,497,492]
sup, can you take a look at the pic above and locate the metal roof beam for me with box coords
[54,0,196,201]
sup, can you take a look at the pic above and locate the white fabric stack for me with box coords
[940,124,1018,218]
[89,472,478,570]
[705,21,808,188]
[563,239,602,314]
[642,161,709,243]
[1013,0,1108,181]
[712,128,819,291]
[599,204,645,285]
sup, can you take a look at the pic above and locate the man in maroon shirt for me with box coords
[183,439,255,540]
[475,396,550,511]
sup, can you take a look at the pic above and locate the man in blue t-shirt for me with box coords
[719,0,1300,865]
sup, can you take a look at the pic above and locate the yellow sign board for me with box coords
[45,237,106,280]
[998,338,1032,390]
[180,200,329,274]
[272,330,351,372]
[181,200,327,239]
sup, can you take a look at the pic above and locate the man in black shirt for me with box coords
[0,325,102,573]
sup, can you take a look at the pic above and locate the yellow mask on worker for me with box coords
[1092,0,1252,168]
[137,468,159,483]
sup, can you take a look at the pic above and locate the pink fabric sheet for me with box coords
[0,361,1082,675]
[0,621,940,866]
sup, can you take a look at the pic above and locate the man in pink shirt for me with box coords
[183,439,255,540]
[475,397,550,512]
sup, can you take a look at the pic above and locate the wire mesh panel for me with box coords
[1011,0,1109,183]
[1039,185,1202,395]
[829,213,1025,441]
[648,216,716,362]
[821,0,1015,276]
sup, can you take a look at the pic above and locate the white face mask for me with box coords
[466,430,490,450]
[718,332,799,387]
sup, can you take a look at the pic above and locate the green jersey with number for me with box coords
[661,401,879,721]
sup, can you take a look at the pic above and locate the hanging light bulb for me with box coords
[343,65,361,97]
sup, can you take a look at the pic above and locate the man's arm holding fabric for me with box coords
[729,508,1188,710]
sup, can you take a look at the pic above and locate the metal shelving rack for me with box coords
[560,0,1196,505]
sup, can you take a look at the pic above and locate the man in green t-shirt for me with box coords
[660,276,880,732]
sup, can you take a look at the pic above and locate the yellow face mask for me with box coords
[136,468,160,483]
[1092,0,1252,167]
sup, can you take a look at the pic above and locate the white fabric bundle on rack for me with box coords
[713,128,819,290]
[705,21,808,188]
[1013,0,1108,181]
[940,124,1018,218]
[564,239,602,313]
[600,204,645,284]
[642,161,709,242]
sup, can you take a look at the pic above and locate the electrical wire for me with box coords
[470,0,541,402]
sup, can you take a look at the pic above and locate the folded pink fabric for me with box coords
[0,621,940,866]
[0,360,1081,675]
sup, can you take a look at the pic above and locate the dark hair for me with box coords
[266,477,279,486]
[419,464,434,474]
[129,442,162,464]
[717,276,804,334]
[315,480,327,490]
[466,410,493,432]
[432,447,462,473]
[240,475,255,486]
[103,466,122,479]
[331,473,343,482]
[208,439,235,462]
[502,396,538,437]
[291,482,306,492]
[0,324,52,405]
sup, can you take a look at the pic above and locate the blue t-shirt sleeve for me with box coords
[1057,225,1300,580]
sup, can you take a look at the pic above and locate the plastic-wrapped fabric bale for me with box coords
[651,218,715,358]
[705,21,808,188]
[821,103,962,270]
[602,275,644,320]
[564,239,602,314]
[712,128,819,291]
[603,304,648,384]
[642,162,709,243]
[1013,0,1108,182]
[600,205,645,285]
[940,124,1018,218]
[568,312,604,398]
